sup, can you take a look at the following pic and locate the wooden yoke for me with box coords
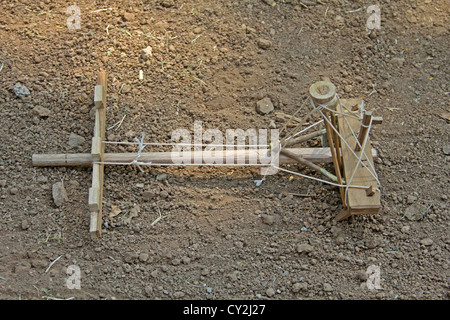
[335,98,381,220]
[309,81,381,221]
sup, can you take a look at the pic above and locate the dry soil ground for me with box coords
[0,0,449,300]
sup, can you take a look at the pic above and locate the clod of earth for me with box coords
[296,243,313,254]
[32,106,51,118]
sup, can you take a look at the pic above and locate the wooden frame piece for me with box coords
[335,98,381,220]
[88,72,107,238]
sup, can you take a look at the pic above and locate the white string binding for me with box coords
[131,132,146,173]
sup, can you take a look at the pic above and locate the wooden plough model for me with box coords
[32,72,382,237]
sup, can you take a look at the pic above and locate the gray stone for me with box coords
[391,57,405,66]
[139,253,149,262]
[256,38,272,49]
[13,83,30,97]
[355,270,368,281]
[323,283,333,292]
[365,237,382,249]
[266,287,275,297]
[261,214,276,225]
[125,130,135,138]
[336,235,345,245]
[68,133,85,147]
[443,145,450,155]
[123,251,138,263]
[256,97,274,115]
[292,282,307,293]
[296,243,313,254]
[36,175,48,183]
[420,238,433,246]
[182,256,191,264]
[144,285,153,297]
[172,258,181,266]
[21,219,30,230]
[401,225,411,233]
[407,194,417,204]
[173,291,185,298]
[52,182,68,207]
[143,191,156,201]
[156,173,168,181]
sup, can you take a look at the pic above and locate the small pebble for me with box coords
[266,287,275,297]
[13,83,30,97]
[256,38,272,49]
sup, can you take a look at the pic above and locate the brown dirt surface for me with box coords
[0,0,449,301]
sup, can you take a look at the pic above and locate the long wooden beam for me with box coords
[32,148,378,167]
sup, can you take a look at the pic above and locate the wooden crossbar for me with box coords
[88,72,107,238]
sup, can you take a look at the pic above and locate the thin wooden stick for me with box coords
[280,149,338,182]
[322,109,345,202]
[45,255,62,273]
[275,112,303,123]
[283,129,326,147]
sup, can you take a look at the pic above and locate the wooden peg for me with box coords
[355,111,373,152]
[365,185,375,197]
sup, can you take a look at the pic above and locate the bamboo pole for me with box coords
[32,147,380,167]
